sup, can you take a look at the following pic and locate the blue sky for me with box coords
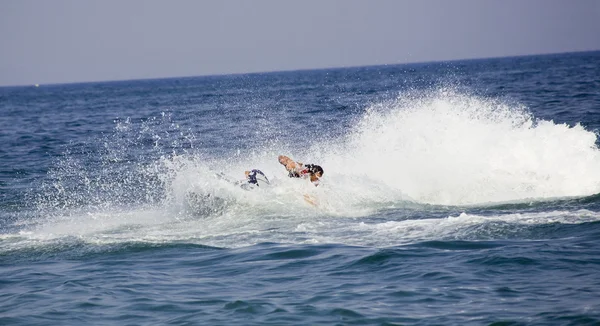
[1,0,599,86]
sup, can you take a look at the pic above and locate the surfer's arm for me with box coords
[278,155,302,173]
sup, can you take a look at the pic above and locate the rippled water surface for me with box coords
[2,51,600,325]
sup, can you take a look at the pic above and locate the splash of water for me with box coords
[7,90,600,252]
[320,89,600,205]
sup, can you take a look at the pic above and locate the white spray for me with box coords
[317,89,600,206]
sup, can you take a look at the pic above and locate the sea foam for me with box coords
[318,89,600,206]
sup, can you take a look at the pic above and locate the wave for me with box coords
[33,88,600,215]
[318,89,600,205]
[6,88,600,252]
[3,207,600,257]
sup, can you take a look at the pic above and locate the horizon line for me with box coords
[2,49,599,89]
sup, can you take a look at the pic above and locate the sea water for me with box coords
[1,51,600,325]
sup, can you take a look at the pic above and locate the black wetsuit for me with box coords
[247,169,269,186]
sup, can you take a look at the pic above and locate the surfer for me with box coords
[243,169,270,187]
[278,155,323,186]
[215,169,270,190]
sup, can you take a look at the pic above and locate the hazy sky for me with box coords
[1,0,599,86]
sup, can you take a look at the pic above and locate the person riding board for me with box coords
[244,169,269,186]
[278,155,324,186]
[216,169,270,190]
[238,169,269,190]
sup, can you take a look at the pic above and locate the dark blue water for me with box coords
[2,51,600,325]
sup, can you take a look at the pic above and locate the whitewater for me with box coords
[2,51,600,325]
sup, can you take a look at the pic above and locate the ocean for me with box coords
[1,51,600,325]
